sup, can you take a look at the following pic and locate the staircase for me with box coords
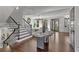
[3,16,32,47]
[16,24,32,42]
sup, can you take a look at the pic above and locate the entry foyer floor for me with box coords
[0,32,74,52]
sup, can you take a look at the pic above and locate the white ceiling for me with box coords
[22,6,73,16]
[0,6,16,27]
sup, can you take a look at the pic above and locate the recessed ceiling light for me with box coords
[16,6,19,10]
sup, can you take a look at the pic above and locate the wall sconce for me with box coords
[65,15,70,19]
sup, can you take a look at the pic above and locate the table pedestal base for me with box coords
[37,42,49,52]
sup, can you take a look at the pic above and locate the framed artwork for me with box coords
[27,17,31,24]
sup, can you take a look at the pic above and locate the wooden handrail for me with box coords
[3,16,20,46]
[4,16,20,42]
[23,18,31,26]
[9,16,19,26]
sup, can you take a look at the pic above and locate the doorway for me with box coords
[51,19,59,32]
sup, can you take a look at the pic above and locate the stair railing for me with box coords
[23,18,32,34]
[3,16,20,47]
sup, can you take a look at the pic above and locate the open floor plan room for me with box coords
[0,6,78,52]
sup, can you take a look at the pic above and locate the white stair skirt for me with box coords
[16,35,32,43]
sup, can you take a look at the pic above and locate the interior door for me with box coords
[69,7,75,49]
[51,19,59,32]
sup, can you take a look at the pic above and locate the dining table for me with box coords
[33,31,53,49]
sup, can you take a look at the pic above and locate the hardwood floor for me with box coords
[49,32,74,52]
[10,37,37,52]
[0,32,74,52]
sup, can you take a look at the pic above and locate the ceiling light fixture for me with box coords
[16,6,19,10]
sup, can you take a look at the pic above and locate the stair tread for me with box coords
[20,31,30,33]
[19,34,31,39]
[19,32,30,36]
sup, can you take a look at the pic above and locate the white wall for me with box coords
[39,20,42,28]
[59,17,65,32]
[69,7,79,52]
[0,6,15,26]
[11,7,23,24]
[74,7,79,51]
[47,19,51,31]
[59,17,70,32]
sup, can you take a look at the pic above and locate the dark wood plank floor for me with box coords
[0,32,74,52]
[49,32,74,52]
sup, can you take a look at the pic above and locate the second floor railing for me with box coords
[23,18,32,34]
